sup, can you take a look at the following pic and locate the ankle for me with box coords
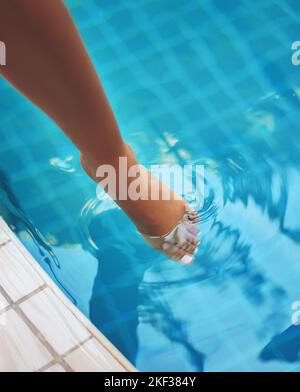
[80,142,136,181]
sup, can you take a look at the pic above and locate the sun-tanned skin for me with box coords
[0,0,199,261]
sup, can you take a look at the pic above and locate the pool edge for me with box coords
[0,216,137,372]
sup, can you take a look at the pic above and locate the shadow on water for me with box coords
[260,325,300,363]
[86,68,300,369]
[0,167,77,303]
[85,207,147,362]
[84,205,206,369]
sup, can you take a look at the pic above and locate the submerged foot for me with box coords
[80,147,200,264]
[140,203,200,264]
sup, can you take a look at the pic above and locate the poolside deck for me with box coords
[0,217,136,372]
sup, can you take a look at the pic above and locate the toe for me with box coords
[162,242,180,258]
[180,254,194,265]
[163,241,196,265]
[179,240,194,254]
[187,225,200,235]
[173,247,186,260]
[166,242,185,260]
[187,234,199,246]
[184,242,197,254]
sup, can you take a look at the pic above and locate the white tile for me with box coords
[65,339,126,372]
[0,309,52,372]
[0,227,9,246]
[0,242,44,301]
[20,288,90,355]
[0,292,8,311]
[43,363,66,372]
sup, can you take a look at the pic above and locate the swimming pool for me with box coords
[1,0,300,371]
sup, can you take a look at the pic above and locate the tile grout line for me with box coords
[14,297,75,373]
[0,219,136,372]
[26,254,135,370]
[0,281,14,306]
[14,284,47,306]
[61,335,94,359]
[0,280,74,372]
[0,241,111,372]
[0,305,10,315]
[0,239,12,248]
[0,259,128,372]
[37,360,63,373]
[45,284,134,371]
[37,359,73,373]
[0,229,97,361]
[0,283,47,314]
[37,335,94,372]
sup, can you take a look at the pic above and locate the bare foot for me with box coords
[80,144,200,264]
[141,203,200,264]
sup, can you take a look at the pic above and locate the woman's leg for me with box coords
[0,0,199,260]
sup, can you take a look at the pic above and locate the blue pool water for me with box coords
[1,0,300,371]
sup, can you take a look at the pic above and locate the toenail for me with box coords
[180,255,194,265]
[162,243,171,250]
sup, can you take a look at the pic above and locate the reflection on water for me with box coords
[0,0,300,371]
